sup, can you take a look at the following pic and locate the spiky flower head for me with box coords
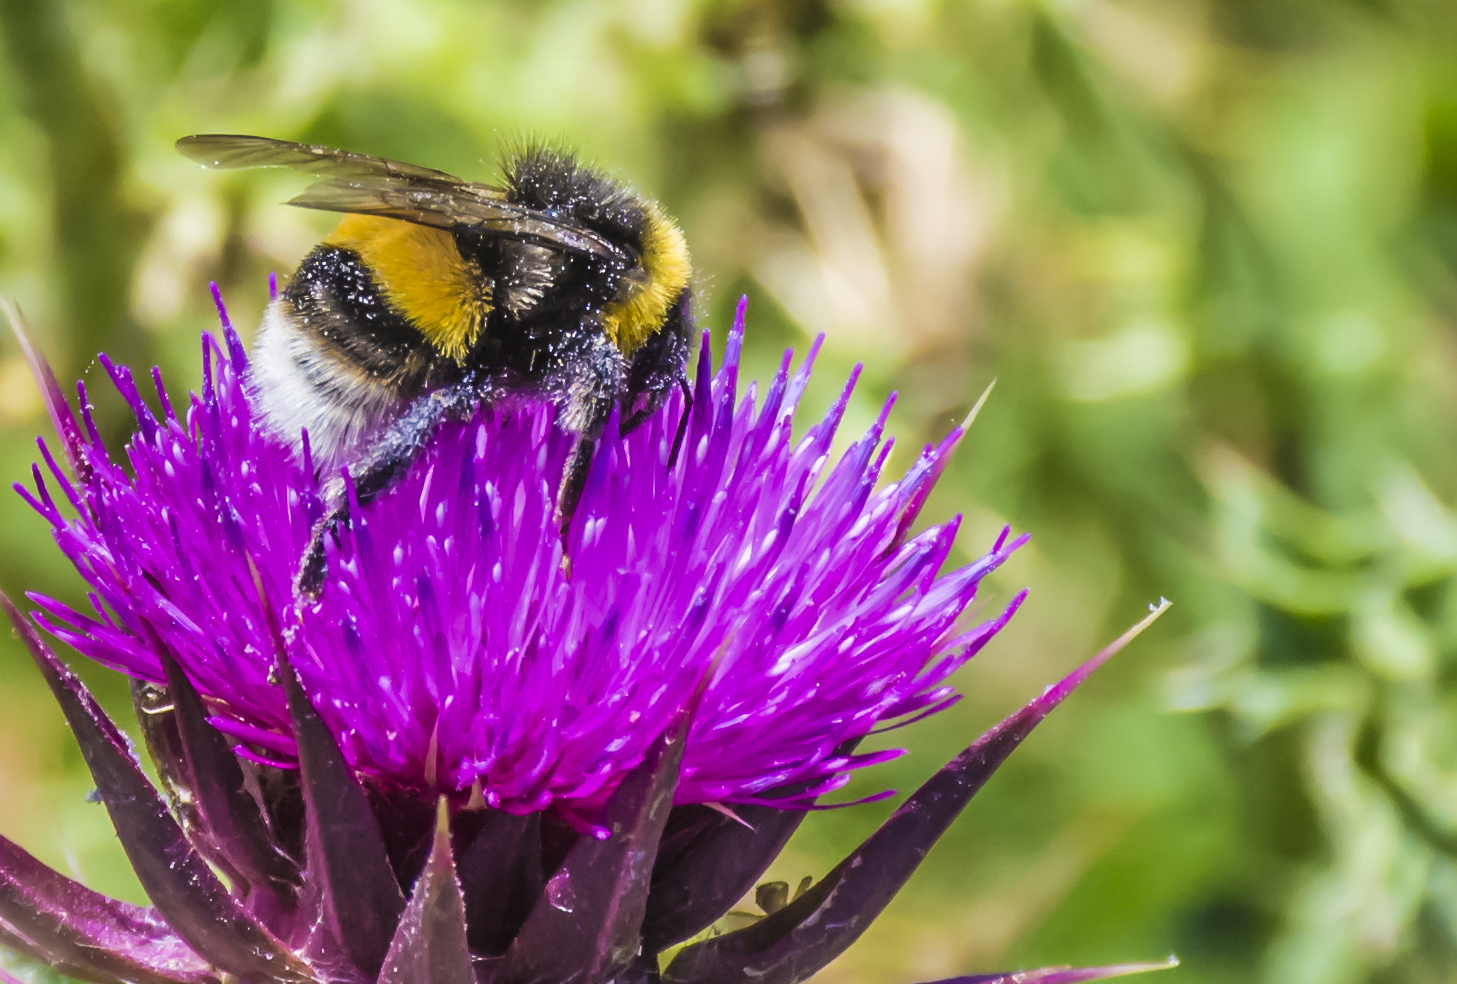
[0,292,1175,984]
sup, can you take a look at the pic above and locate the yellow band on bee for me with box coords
[602,203,690,355]
[325,215,491,362]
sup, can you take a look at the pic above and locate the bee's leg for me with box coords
[554,376,687,564]
[295,377,489,598]
[547,332,628,564]
[555,435,597,541]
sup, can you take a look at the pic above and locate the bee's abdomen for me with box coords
[282,244,439,391]
[249,296,404,472]
[325,215,491,363]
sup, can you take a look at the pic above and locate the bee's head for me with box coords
[502,144,691,354]
[503,144,641,248]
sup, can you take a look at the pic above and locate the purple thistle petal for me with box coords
[887,380,995,556]
[209,281,231,330]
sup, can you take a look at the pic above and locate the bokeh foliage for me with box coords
[0,0,1455,982]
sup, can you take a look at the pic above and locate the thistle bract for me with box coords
[0,293,1176,984]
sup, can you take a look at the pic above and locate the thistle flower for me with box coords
[0,292,1176,984]
[21,293,1023,817]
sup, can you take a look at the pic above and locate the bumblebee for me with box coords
[177,134,693,596]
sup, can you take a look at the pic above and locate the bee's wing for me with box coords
[176,133,464,181]
[177,133,630,263]
[288,176,630,262]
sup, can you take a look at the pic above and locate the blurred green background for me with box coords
[2,1,1457,982]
